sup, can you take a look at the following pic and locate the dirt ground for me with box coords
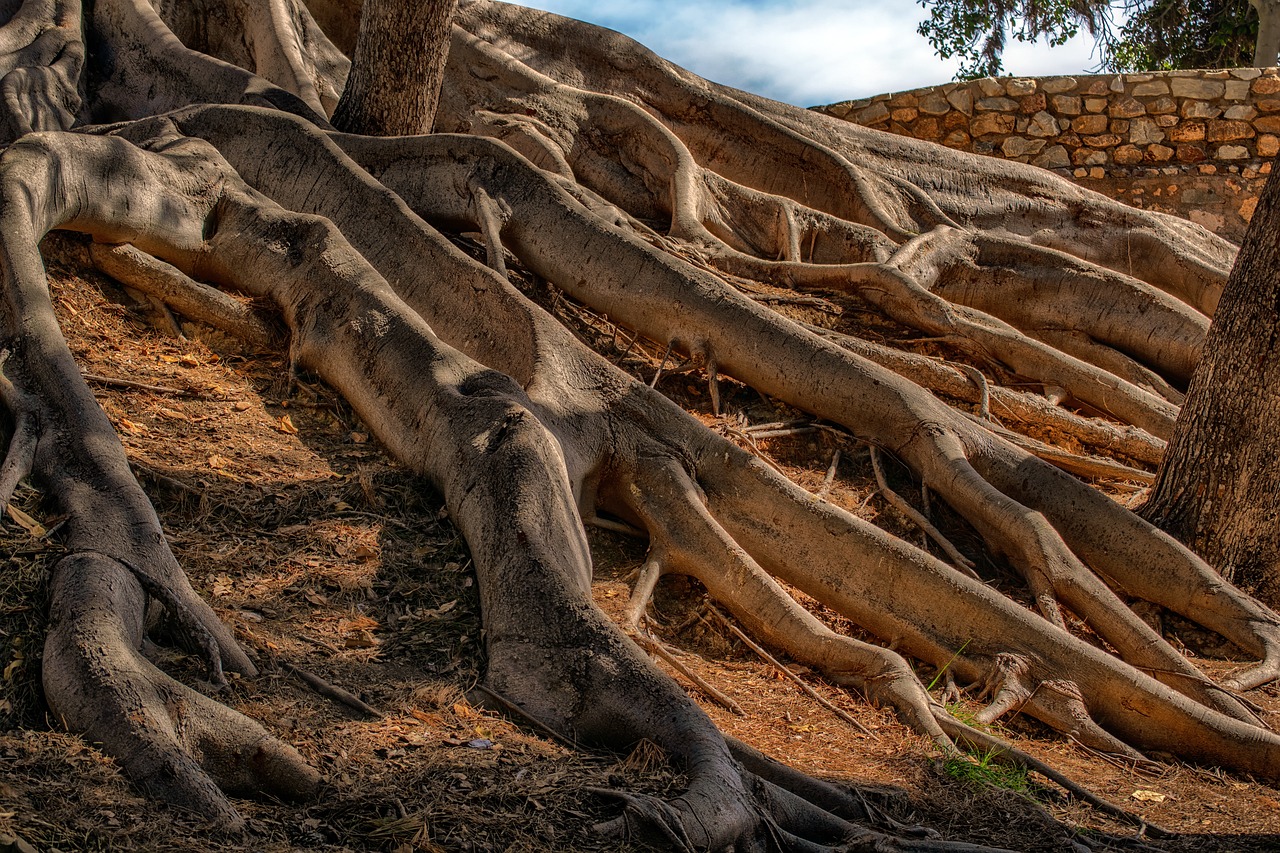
[3,233,1280,852]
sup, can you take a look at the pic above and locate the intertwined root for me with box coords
[4,0,1280,847]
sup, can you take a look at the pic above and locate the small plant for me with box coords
[942,748,1028,793]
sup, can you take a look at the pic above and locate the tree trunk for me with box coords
[1252,0,1280,66]
[1143,166,1280,605]
[331,0,454,135]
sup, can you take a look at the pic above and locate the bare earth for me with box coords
[3,233,1279,852]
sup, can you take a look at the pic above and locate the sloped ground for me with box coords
[2,233,1280,852]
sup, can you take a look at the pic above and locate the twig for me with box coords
[748,427,816,440]
[707,607,875,738]
[633,632,744,715]
[931,704,1171,838]
[282,661,382,718]
[954,363,991,422]
[868,446,979,578]
[586,515,648,539]
[968,413,1155,484]
[82,372,198,397]
[649,342,673,388]
[627,558,663,629]
[817,449,841,499]
[471,683,578,750]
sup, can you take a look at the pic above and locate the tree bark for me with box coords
[1143,166,1280,605]
[1252,0,1280,66]
[331,0,454,135]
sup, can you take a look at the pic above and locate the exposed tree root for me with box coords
[3,0,1280,848]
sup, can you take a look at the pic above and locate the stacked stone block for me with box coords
[817,69,1280,241]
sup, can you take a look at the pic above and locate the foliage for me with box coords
[942,749,1029,792]
[917,0,1256,77]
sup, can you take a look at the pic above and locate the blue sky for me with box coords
[518,0,1106,106]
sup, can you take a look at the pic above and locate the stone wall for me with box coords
[816,69,1280,242]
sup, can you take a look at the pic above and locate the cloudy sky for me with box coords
[518,0,1106,107]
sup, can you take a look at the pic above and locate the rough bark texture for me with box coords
[1,0,1280,849]
[332,0,455,134]
[1143,166,1280,606]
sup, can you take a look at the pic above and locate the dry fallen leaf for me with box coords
[277,414,299,434]
[233,400,252,412]
[5,504,46,537]
[207,454,229,469]
[1132,789,1167,803]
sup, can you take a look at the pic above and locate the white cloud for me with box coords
[515,0,1105,106]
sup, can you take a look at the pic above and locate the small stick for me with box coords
[633,633,744,715]
[817,449,841,499]
[868,446,978,578]
[744,420,810,434]
[707,607,875,738]
[283,661,382,717]
[587,515,648,539]
[471,683,578,750]
[706,356,722,416]
[82,373,197,397]
[649,342,673,388]
[748,427,816,440]
[931,705,1170,837]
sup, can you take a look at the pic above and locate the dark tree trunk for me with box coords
[331,0,454,135]
[1143,165,1280,605]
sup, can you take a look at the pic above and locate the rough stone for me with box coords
[940,89,970,115]
[1113,144,1143,165]
[1031,145,1071,168]
[856,102,889,125]
[891,107,919,123]
[1073,167,1088,177]
[1171,78,1225,99]
[914,117,941,138]
[1050,94,1082,115]
[1109,76,1125,92]
[1189,210,1224,231]
[1084,133,1121,148]
[1225,80,1251,101]
[976,96,1018,112]
[1072,114,1109,134]
[892,93,920,108]
[1127,73,1154,83]
[1146,95,1177,115]
[1110,119,1130,134]
[1081,78,1111,96]
[1109,96,1146,118]
[1001,137,1046,157]
[1042,76,1077,93]
[1253,76,1280,95]
[1224,104,1258,120]
[943,110,969,129]
[1056,132,1081,147]
[1131,81,1170,97]
[1206,119,1255,142]
[1019,93,1047,113]
[1258,98,1280,113]
[976,77,1005,97]
[1129,117,1165,145]
[1255,115,1280,134]
[1006,78,1037,96]
[919,93,951,115]
[1259,134,1280,157]
[1084,151,1108,166]
[1180,100,1221,119]
[1167,122,1206,142]
[1199,163,1217,174]
[1217,144,1249,159]
[1088,166,1106,178]
[1145,144,1174,162]
[1084,97,1107,112]
[1155,115,1179,127]
[1176,144,1206,163]
[1026,111,1059,137]
[1241,196,1259,221]
[942,130,971,148]
[970,112,1015,136]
